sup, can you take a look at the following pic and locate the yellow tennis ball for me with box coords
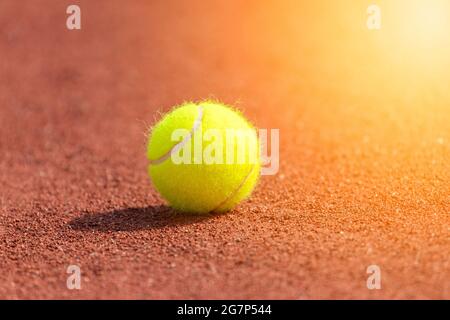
[147,101,260,214]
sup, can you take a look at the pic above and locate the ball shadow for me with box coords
[68,205,215,232]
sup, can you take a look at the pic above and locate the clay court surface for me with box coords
[0,1,448,299]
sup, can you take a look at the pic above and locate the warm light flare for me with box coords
[370,0,450,84]
[395,0,450,49]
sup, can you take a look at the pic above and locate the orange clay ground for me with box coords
[0,1,448,299]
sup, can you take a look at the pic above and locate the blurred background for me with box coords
[0,0,448,299]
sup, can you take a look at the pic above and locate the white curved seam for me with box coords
[149,106,203,165]
[210,164,256,213]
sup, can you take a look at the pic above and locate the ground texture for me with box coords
[0,1,448,299]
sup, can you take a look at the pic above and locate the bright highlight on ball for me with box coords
[147,101,260,214]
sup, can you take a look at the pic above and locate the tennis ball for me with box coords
[147,101,260,214]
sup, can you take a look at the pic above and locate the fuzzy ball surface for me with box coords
[147,101,260,214]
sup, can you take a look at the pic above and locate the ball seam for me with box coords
[210,164,256,213]
[149,106,204,165]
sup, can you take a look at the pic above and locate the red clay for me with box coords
[0,1,448,299]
